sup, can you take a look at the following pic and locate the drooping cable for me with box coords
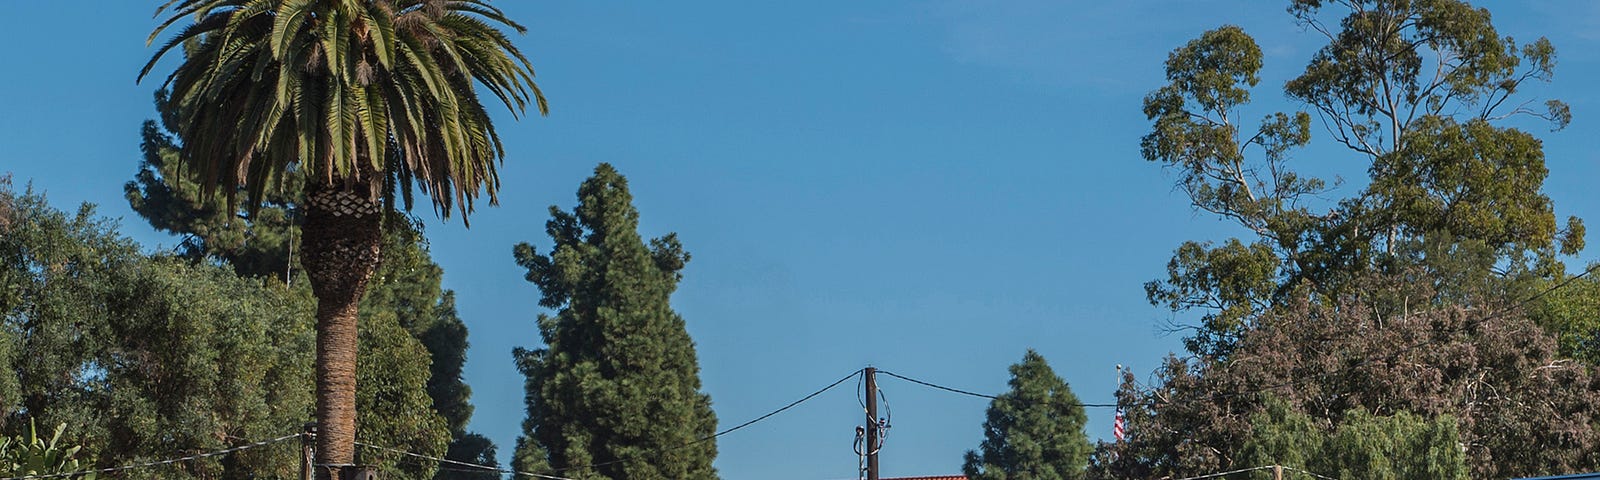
[879,369,1120,407]
[871,387,891,454]
[1168,465,1276,480]
[355,440,574,480]
[0,432,302,480]
[1282,465,1337,480]
[552,368,865,473]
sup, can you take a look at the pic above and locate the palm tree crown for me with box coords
[141,0,546,218]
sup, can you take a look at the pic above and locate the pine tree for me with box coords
[964,350,1091,480]
[512,164,718,480]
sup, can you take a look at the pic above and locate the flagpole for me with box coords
[1112,364,1126,444]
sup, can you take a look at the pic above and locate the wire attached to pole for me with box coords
[354,440,575,480]
[551,368,866,474]
[879,369,1121,407]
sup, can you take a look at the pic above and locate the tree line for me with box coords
[5,0,1600,479]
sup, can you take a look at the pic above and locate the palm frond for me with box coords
[145,0,544,221]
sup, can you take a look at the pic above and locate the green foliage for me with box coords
[1092,275,1600,479]
[1528,268,1600,365]
[142,0,545,468]
[142,0,547,221]
[1145,240,1279,357]
[124,95,498,478]
[1234,398,1319,477]
[1285,0,1570,152]
[1129,5,1600,475]
[513,164,719,480]
[422,293,475,436]
[1,186,311,478]
[359,218,485,471]
[1320,409,1467,480]
[962,350,1091,480]
[441,433,501,480]
[1140,25,1320,248]
[1238,398,1468,480]
[125,96,302,280]
[1142,1,1583,359]
[1373,117,1554,252]
[2,180,470,479]
[0,421,96,479]
[354,304,450,479]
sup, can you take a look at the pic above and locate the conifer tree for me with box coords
[512,164,718,479]
[964,350,1091,480]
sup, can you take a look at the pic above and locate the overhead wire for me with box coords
[1169,465,1276,480]
[857,368,868,410]
[877,370,997,400]
[696,368,865,447]
[355,440,574,480]
[1282,465,1337,480]
[875,387,891,447]
[0,369,864,480]
[0,432,302,480]
[856,371,892,451]
[548,368,865,474]
[1166,464,1337,480]
[878,369,1121,408]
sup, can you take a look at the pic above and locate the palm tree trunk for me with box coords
[301,179,383,479]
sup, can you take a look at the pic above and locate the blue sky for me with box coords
[4,1,1600,479]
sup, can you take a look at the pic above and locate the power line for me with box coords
[878,370,995,400]
[549,368,865,474]
[0,432,302,480]
[878,369,1121,408]
[1502,261,1600,314]
[1282,465,1337,480]
[355,440,574,480]
[1167,464,1337,480]
[711,368,865,442]
[6,369,863,480]
[1170,465,1276,480]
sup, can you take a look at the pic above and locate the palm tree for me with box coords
[140,1,545,477]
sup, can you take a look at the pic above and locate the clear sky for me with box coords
[4,2,1599,479]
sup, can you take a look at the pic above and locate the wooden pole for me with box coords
[302,423,316,480]
[865,367,879,480]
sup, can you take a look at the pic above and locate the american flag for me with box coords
[1112,407,1126,442]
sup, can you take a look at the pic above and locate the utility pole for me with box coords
[1273,465,1283,480]
[302,423,317,480]
[865,367,879,480]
